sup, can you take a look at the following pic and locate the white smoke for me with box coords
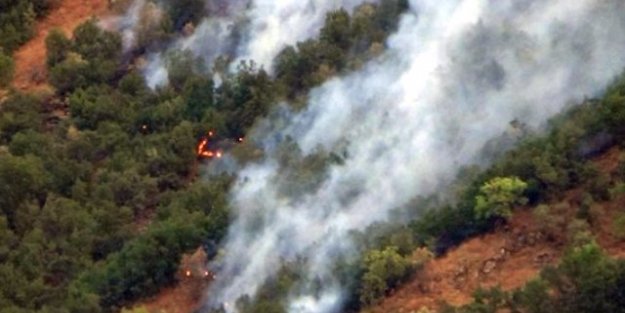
[144,53,169,89]
[207,0,625,312]
[142,0,379,88]
[118,0,147,51]
[99,0,163,52]
[234,0,380,68]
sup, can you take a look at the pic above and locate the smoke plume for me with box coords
[100,0,164,52]
[142,0,378,88]
[206,0,625,312]
[233,0,380,67]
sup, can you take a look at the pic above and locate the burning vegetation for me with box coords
[196,131,245,159]
[197,131,223,159]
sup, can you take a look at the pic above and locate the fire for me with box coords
[196,131,222,159]
[185,270,191,277]
[196,131,244,159]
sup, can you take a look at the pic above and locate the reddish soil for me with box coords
[365,210,561,313]
[366,148,625,313]
[134,149,625,313]
[11,0,109,91]
[131,248,213,313]
[367,204,625,313]
[595,146,622,173]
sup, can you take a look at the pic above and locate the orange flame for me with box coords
[197,131,222,159]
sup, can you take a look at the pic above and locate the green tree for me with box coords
[45,28,71,67]
[0,49,14,87]
[49,52,90,93]
[359,246,412,306]
[474,177,528,220]
[547,242,625,313]
[183,75,214,121]
[512,279,552,313]
[34,196,96,284]
[49,20,122,93]
[166,50,204,91]
[0,215,15,261]
[0,0,36,52]
[85,215,207,308]
[72,19,121,62]
[0,93,43,144]
[320,10,352,50]
[0,154,48,228]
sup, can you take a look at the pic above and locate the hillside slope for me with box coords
[130,148,625,313]
[366,147,625,313]
[12,0,108,91]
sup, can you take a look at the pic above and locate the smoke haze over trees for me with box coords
[2,1,625,313]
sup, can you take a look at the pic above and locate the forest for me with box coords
[1,1,625,313]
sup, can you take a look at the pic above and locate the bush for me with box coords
[0,50,14,87]
[85,216,207,309]
[0,1,36,52]
[45,28,71,67]
[48,20,122,93]
[534,204,567,242]
[613,213,625,240]
[588,171,612,201]
[474,177,528,220]
[359,246,412,306]
[451,242,625,313]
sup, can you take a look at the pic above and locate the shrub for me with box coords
[474,177,528,220]
[359,246,412,306]
[613,212,625,240]
[0,50,14,87]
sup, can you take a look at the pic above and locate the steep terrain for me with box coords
[366,147,625,313]
[131,149,625,313]
[11,0,109,91]
[131,249,212,313]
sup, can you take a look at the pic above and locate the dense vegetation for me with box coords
[409,76,625,254]
[0,1,408,312]
[347,73,625,309]
[3,0,625,312]
[231,68,625,312]
[0,0,57,53]
[0,0,58,87]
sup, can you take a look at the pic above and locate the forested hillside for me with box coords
[2,1,625,313]
[0,1,409,312]
[0,0,57,87]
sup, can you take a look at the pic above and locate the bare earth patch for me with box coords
[11,0,109,92]
[132,248,212,313]
[366,148,625,313]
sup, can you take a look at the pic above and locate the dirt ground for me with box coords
[11,0,109,92]
[132,248,213,313]
[364,210,561,313]
[129,148,625,313]
[366,147,625,313]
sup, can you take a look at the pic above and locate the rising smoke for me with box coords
[99,0,164,52]
[141,0,379,88]
[205,0,625,312]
